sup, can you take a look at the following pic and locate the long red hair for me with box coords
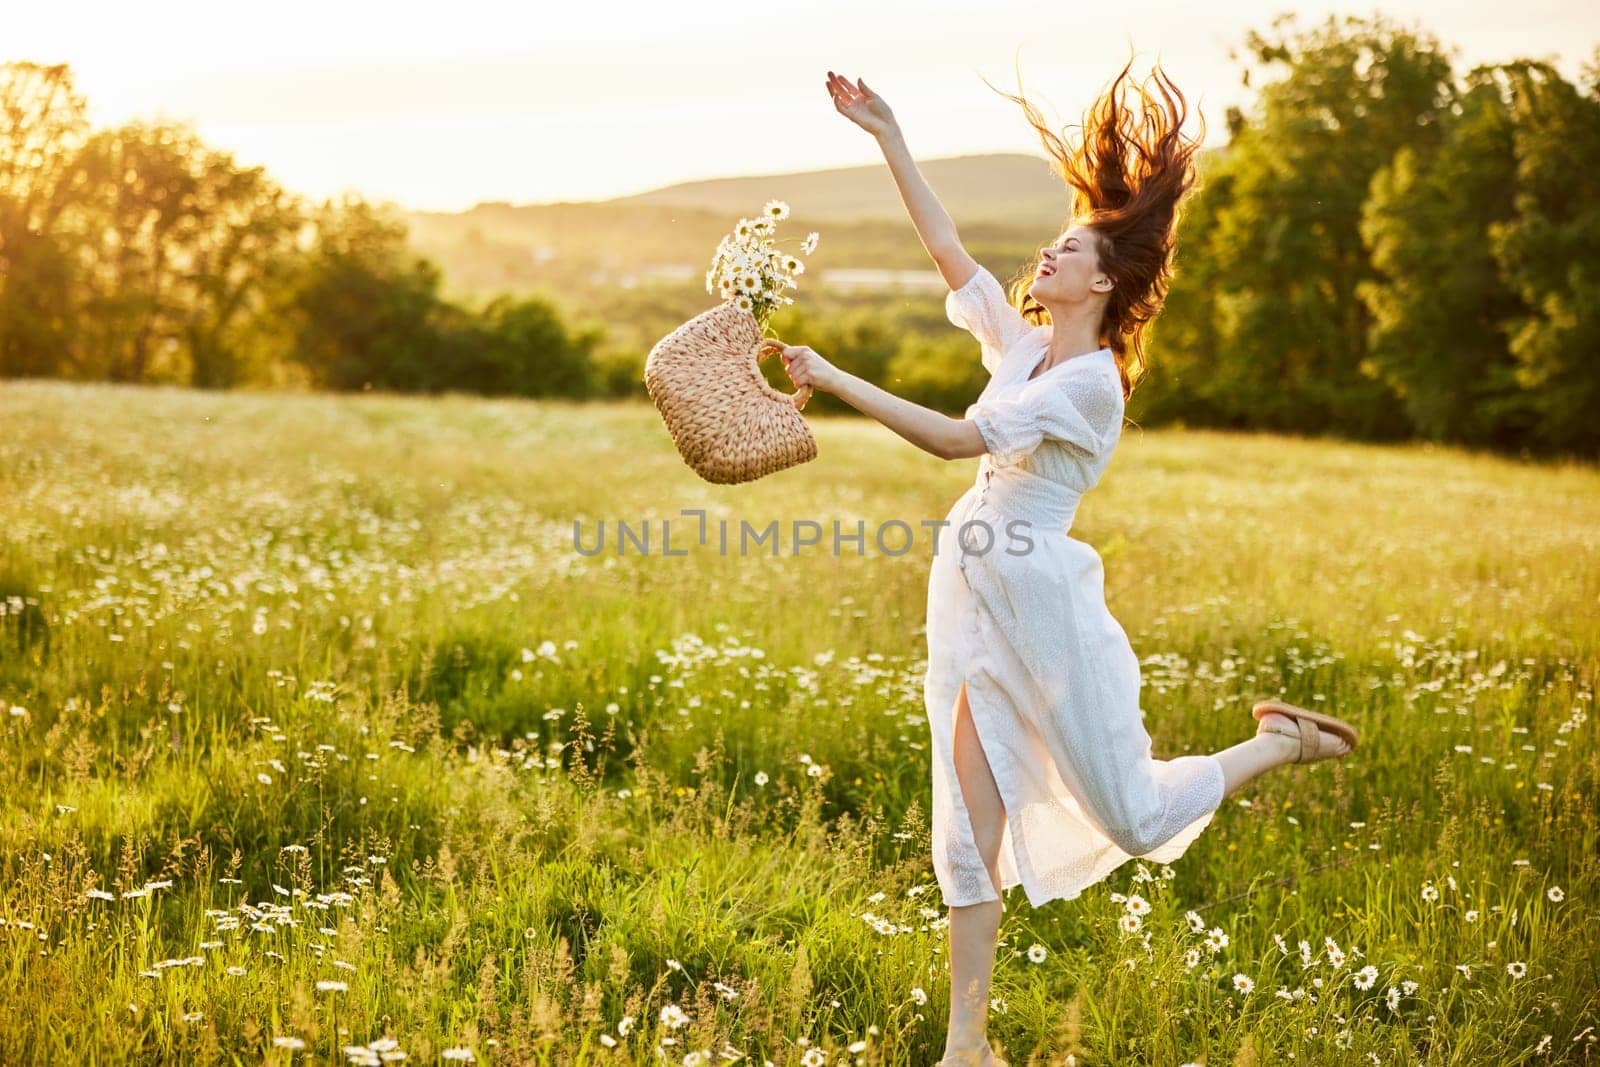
[985,56,1204,400]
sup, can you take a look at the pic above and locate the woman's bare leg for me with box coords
[1212,711,1352,798]
[945,681,1005,1062]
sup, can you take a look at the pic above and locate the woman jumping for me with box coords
[777,63,1361,1066]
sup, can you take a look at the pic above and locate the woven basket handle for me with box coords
[753,338,813,412]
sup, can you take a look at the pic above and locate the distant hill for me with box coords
[399,149,1223,308]
[602,152,1071,225]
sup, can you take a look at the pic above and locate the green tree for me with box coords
[1358,64,1549,448]
[72,121,211,383]
[179,157,303,389]
[1158,13,1455,438]
[459,293,603,397]
[1489,52,1600,457]
[287,196,453,392]
[0,62,89,378]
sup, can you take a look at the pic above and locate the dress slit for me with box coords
[948,673,1018,909]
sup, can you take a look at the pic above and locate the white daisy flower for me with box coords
[801,232,819,254]
[1353,965,1378,990]
[763,199,790,220]
[735,295,754,313]
[1027,944,1047,963]
[1118,913,1141,934]
[1547,886,1564,902]
[1506,961,1526,979]
[909,986,928,1005]
[1125,894,1150,916]
[1233,973,1254,994]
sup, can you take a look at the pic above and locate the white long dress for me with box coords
[924,264,1227,910]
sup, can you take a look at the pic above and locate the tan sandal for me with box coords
[1252,698,1359,763]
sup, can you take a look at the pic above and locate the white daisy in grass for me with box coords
[1184,910,1205,934]
[1547,886,1564,902]
[1464,909,1479,922]
[909,986,928,1005]
[1125,894,1150,916]
[1506,961,1527,979]
[763,199,790,220]
[1385,986,1401,1011]
[660,1004,690,1029]
[1421,882,1439,903]
[1232,973,1254,994]
[1027,944,1047,963]
[1184,948,1201,970]
[1118,913,1141,934]
[1353,965,1378,990]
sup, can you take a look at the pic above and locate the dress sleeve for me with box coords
[965,362,1122,465]
[945,264,1032,375]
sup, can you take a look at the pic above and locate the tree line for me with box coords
[4,14,1599,460]
[0,62,602,396]
[1133,14,1600,458]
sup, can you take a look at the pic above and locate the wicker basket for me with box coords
[644,299,817,484]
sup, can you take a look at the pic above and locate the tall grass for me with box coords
[1,379,1595,1065]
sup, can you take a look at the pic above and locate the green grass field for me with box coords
[2,379,1596,1065]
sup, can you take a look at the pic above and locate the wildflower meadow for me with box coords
[1,380,1596,1064]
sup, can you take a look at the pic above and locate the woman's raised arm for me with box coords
[827,71,981,291]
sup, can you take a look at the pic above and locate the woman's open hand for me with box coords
[826,71,897,139]
[780,343,843,396]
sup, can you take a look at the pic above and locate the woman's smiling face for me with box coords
[1029,222,1110,304]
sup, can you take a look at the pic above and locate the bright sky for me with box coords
[10,1,1598,213]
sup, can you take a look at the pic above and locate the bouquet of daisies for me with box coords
[705,199,819,331]
[642,199,823,484]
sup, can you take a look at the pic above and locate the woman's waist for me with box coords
[967,462,1085,528]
